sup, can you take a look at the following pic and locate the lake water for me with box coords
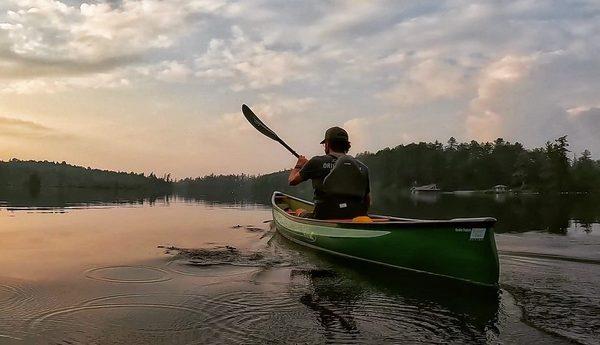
[0,190,599,344]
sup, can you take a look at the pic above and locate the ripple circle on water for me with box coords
[84,266,172,283]
[27,293,210,344]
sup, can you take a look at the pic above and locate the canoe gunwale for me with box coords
[271,191,497,229]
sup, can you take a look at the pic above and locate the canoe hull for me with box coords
[272,192,499,287]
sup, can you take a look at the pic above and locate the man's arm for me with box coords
[288,155,308,186]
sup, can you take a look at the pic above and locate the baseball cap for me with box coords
[320,126,349,144]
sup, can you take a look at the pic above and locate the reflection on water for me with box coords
[375,191,600,234]
[0,190,598,344]
[0,186,173,210]
[408,191,441,203]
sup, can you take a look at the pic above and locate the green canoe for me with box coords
[272,191,499,287]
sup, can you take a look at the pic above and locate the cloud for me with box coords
[569,107,600,144]
[2,1,600,175]
[0,116,58,138]
[195,26,310,90]
[380,58,471,106]
[342,117,371,153]
[154,61,193,83]
[0,71,131,94]
[463,48,600,155]
[0,58,202,93]
[221,94,316,133]
[247,94,316,118]
[341,113,422,155]
[0,0,222,78]
[466,55,536,141]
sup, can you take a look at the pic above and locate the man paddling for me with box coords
[288,127,371,219]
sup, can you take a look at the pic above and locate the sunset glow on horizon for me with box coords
[1,1,599,178]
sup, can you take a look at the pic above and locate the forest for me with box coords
[3,136,599,201]
[0,159,172,195]
[177,136,600,201]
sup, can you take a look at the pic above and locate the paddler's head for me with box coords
[321,126,351,154]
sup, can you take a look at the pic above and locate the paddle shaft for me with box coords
[276,138,299,158]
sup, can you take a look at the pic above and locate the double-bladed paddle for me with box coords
[241,104,299,158]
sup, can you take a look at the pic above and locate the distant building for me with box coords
[411,184,441,193]
[493,185,508,193]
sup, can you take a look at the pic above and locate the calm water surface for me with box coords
[0,191,598,344]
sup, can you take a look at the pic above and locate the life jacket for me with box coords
[321,155,369,199]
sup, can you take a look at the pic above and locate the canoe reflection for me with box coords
[269,233,500,343]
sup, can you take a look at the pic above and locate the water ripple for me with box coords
[27,293,210,344]
[84,265,172,284]
[165,259,260,277]
[196,281,486,345]
[501,253,600,344]
[201,289,308,344]
[0,283,35,311]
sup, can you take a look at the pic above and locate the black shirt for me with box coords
[299,154,370,203]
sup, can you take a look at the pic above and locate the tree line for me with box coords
[177,136,600,201]
[0,159,172,195]
[3,136,599,201]
[359,135,598,193]
[175,171,312,203]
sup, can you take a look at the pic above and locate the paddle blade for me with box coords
[241,104,300,158]
[241,104,279,141]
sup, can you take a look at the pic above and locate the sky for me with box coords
[0,0,599,178]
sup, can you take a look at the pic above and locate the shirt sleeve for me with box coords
[299,157,320,181]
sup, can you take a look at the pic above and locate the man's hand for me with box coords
[289,155,308,186]
[294,155,308,169]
